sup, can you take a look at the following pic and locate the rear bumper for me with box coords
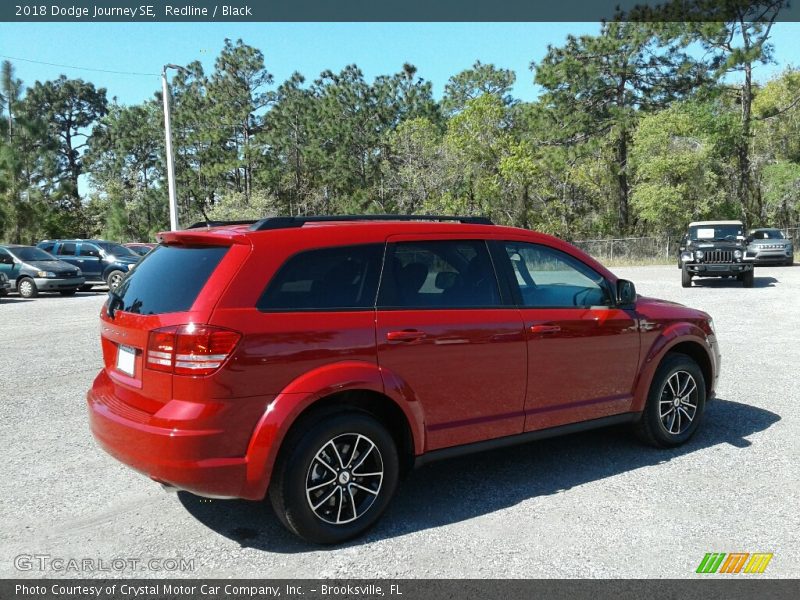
[87,370,267,500]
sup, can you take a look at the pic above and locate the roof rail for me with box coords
[186,220,259,229]
[249,214,493,231]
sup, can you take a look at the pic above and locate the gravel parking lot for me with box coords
[1,264,798,578]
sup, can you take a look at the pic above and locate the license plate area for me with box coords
[116,344,137,376]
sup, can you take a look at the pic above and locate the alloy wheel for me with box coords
[305,433,384,525]
[659,370,698,435]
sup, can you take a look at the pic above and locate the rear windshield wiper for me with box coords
[107,290,123,319]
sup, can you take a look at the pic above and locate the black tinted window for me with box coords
[59,243,76,256]
[115,245,228,315]
[39,243,54,253]
[504,243,609,308]
[259,244,383,311]
[378,240,500,308]
[79,244,101,257]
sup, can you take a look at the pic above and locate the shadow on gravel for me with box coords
[692,276,778,288]
[178,397,779,552]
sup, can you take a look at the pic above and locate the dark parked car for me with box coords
[89,215,719,544]
[0,244,85,298]
[124,243,157,257]
[678,220,753,287]
[746,228,794,266]
[38,239,139,291]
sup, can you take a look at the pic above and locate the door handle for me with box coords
[386,330,427,342]
[530,325,561,334]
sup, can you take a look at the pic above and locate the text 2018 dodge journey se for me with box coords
[88,215,720,543]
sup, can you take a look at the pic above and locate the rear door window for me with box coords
[258,244,384,311]
[59,242,77,256]
[378,240,501,308]
[114,245,228,315]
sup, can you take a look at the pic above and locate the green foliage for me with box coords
[1,17,799,247]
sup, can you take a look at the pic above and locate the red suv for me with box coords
[88,215,720,543]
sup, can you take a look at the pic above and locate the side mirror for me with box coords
[616,279,637,307]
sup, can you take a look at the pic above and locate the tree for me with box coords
[442,61,516,115]
[533,21,707,233]
[680,0,787,224]
[630,100,738,232]
[23,76,107,210]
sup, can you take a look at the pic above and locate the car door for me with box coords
[375,236,527,451]
[498,241,640,431]
[55,242,81,270]
[76,243,103,280]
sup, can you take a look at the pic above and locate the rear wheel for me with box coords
[106,270,125,290]
[269,411,399,544]
[59,289,77,296]
[742,269,754,288]
[17,277,38,298]
[79,284,94,292]
[681,267,692,288]
[634,353,706,448]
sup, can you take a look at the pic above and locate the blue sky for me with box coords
[1,22,799,106]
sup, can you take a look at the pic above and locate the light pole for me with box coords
[161,63,188,231]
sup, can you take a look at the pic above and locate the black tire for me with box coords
[269,411,399,544]
[79,284,94,292]
[17,277,38,298]
[634,353,706,448]
[681,267,692,288]
[106,270,125,290]
[59,289,77,296]
[785,258,794,266]
[742,269,754,288]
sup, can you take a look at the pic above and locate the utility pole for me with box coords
[161,64,187,231]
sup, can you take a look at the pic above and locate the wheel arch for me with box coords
[632,326,716,413]
[240,361,425,500]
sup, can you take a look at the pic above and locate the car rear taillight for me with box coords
[146,324,241,376]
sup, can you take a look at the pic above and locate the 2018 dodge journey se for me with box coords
[88,215,720,543]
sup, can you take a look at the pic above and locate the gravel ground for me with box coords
[1,264,798,579]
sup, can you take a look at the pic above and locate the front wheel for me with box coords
[269,412,399,544]
[681,267,692,288]
[742,269,754,288]
[106,270,125,290]
[79,284,94,292]
[634,353,706,448]
[59,289,77,296]
[17,277,38,298]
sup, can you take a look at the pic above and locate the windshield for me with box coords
[688,224,743,241]
[751,230,786,240]
[11,247,57,262]
[97,242,138,258]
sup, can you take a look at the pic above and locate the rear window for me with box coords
[258,244,383,311]
[115,245,228,315]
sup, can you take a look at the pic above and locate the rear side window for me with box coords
[378,240,501,308]
[258,244,383,311]
[60,243,76,256]
[115,245,228,315]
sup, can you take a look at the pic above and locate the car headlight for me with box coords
[36,271,57,278]
[127,263,135,271]
[695,250,705,260]
[734,249,742,259]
